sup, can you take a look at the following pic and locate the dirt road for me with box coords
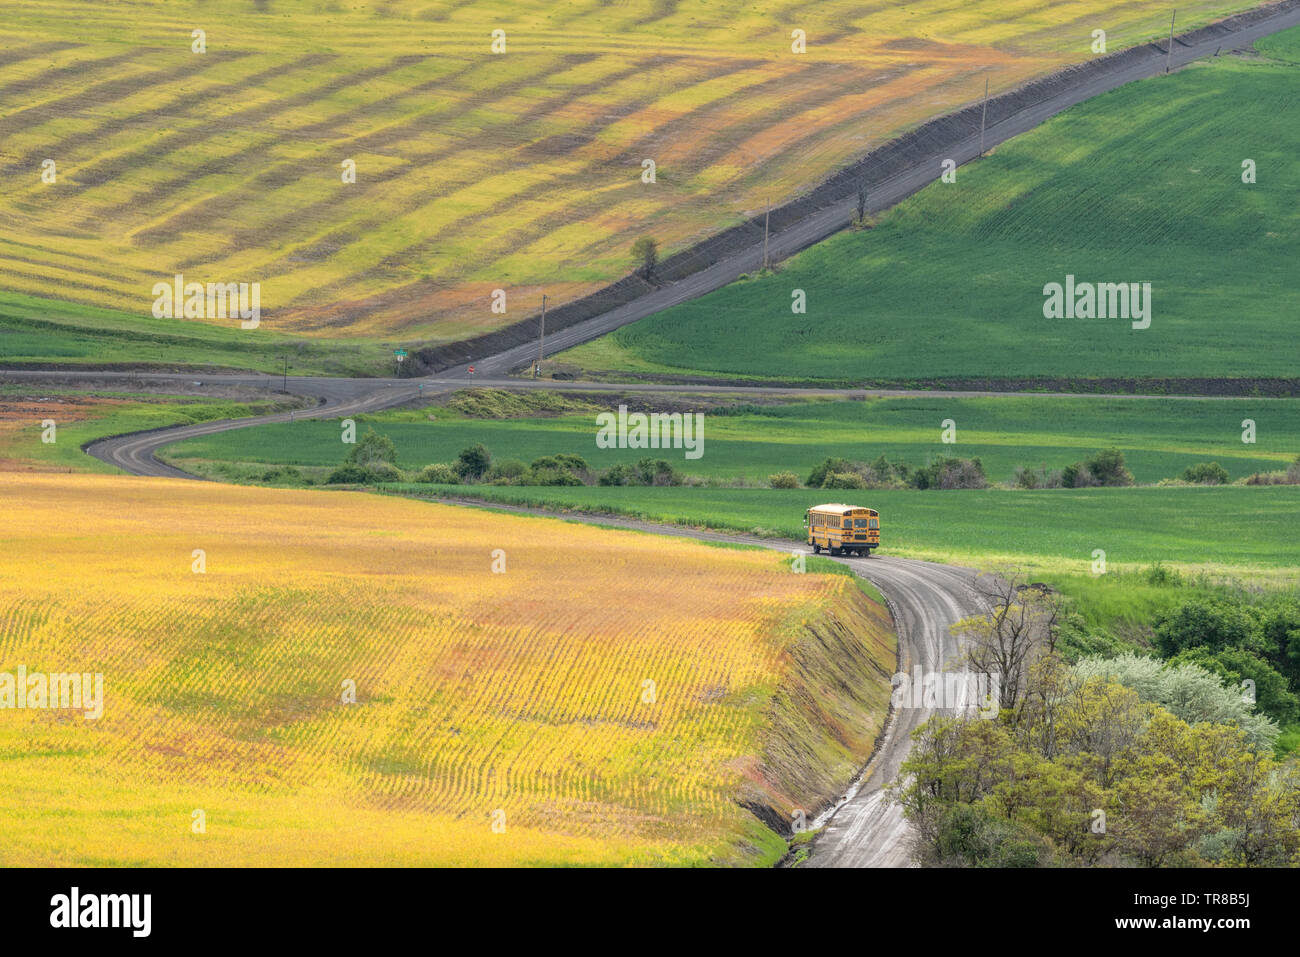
[387,497,985,867]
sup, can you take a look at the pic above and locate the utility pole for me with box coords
[282,355,288,393]
[762,199,770,271]
[535,292,547,378]
[1166,10,1176,74]
[979,76,989,157]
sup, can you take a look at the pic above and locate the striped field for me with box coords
[0,0,1263,343]
[0,473,894,865]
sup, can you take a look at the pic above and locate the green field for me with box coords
[0,384,300,472]
[382,483,1300,578]
[0,291,398,376]
[559,34,1300,385]
[0,0,1263,347]
[163,393,1300,486]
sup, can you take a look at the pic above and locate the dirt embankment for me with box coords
[737,579,897,853]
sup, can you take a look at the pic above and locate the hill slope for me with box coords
[560,29,1300,385]
[0,0,1264,345]
[0,473,894,865]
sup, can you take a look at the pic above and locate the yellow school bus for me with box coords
[805,503,879,557]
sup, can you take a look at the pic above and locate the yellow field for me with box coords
[0,473,894,865]
[0,0,1261,340]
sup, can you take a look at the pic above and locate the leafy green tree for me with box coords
[1083,447,1133,486]
[345,427,397,467]
[631,236,658,280]
[1152,600,1257,657]
[807,457,854,488]
[453,443,491,480]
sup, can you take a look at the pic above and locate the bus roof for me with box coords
[808,503,877,515]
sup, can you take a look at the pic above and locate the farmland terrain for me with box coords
[3,2,1298,873]
[559,23,1300,386]
[0,0,1276,356]
[0,472,895,866]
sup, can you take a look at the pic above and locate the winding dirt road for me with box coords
[6,2,1298,866]
[390,498,985,867]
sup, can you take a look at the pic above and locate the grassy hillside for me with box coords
[0,291,400,375]
[164,392,1300,485]
[0,473,894,866]
[0,384,299,473]
[0,0,1262,347]
[560,32,1300,384]
[387,483,1300,580]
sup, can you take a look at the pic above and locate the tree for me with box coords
[1181,461,1230,485]
[1168,647,1299,724]
[346,427,397,467]
[631,236,658,280]
[1152,600,1256,657]
[453,443,491,480]
[954,569,1063,715]
[1083,447,1133,486]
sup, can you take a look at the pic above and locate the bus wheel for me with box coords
[812,544,820,554]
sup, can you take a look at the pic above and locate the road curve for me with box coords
[80,376,426,477]
[396,497,984,867]
[8,4,1294,866]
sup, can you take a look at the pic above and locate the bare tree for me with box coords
[951,567,1063,716]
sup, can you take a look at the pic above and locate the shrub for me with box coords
[1061,462,1100,488]
[768,471,800,489]
[1083,447,1133,487]
[527,467,583,486]
[637,458,683,486]
[486,459,528,482]
[415,463,460,484]
[261,465,303,484]
[598,463,638,486]
[911,456,986,490]
[823,471,867,490]
[345,427,397,467]
[807,457,855,488]
[1244,456,1300,486]
[364,462,402,483]
[1014,465,1063,489]
[1168,647,1300,724]
[597,458,683,487]
[326,464,373,484]
[1072,654,1278,751]
[454,443,492,480]
[1143,562,1182,587]
[550,453,589,472]
[1181,462,1230,485]
[528,454,590,482]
